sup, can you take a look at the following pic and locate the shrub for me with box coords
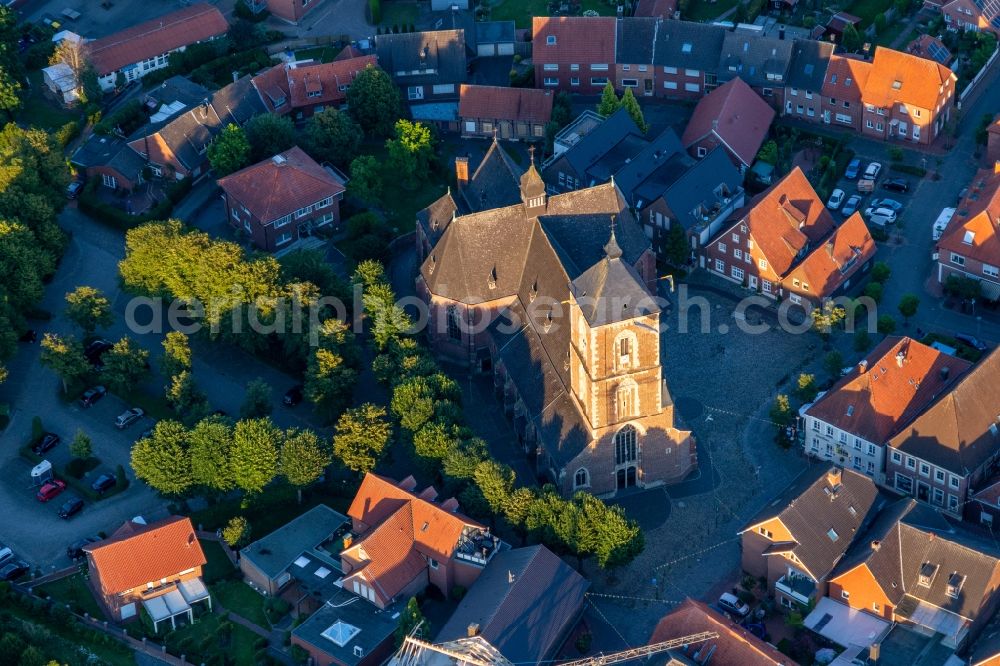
[55,121,81,148]
[31,416,44,444]
[78,177,192,230]
[94,100,147,136]
[877,314,897,335]
[369,0,382,23]
[863,281,883,303]
[891,164,926,177]
[115,464,129,490]
[871,261,891,283]
[853,328,871,352]
[450,585,466,601]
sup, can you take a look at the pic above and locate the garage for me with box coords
[477,44,496,57]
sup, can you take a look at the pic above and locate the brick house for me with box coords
[84,516,211,631]
[858,47,956,145]
[458,85,553,141]
[827,498,1000,649]
[250,0,329,24]
[416,145,696,496]
[654,21,727,100]
[715,29,793,111]
[70,135,146,193]
[819,55,872,131]
[650,599,801,665]
[941,0,1000,34]
[87,4,228,92]
[885,348,1000,518]
[969,479,1000,528]
[615,18,658,98]
[681,77,775,171]
[341,473,502,607]
[701,167,876,302]
[739,466,881,610]
[907,34,954,66]
[988,119,1000,164]
[532,16,617,94]
[375,30,468,103]
[251,56,377,122]
[218,146,346,252]
[803,336,970,484]
[783,40,834,123]
[935,165,1000,301]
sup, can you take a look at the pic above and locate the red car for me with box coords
[36,479,67,502]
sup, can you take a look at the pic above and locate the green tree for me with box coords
[162,331,192,378]
[391,376,437,432]
[305,320,358,421]
[841,23,862,52]
[240,377,273,420]
[70,429,92,460]
[394,597,427,646]
[659,223,689,267]
[575,493,645,569]
[221,516,251,548]
[386,119,434,189]
[346,65,401,137]
[413,420,462,461]
[230,418,281,494]
[811,300,847,340]
[244,113,297,162]
[474,460,516,516]
[596,80,620,116]
[189,417,234,491]
[130,420,193,495]
[281,428,331,502]
[102,337,150,394]
[770,394,794,447]
[442,437,490,480]
[863,281,883,303]
[877,314,897,334]
[347,155,383,204]
[39,333,89,393]
[757,140,778,165]
[332,403,392,474]
[64,286,113,335]
[207,123,251,176]
[871,261,891,283]
[854,328,872,351]
[363,281,412,349]
[166,370,212,425]
[874,12,887,35]
[620,87,647,133]
[944,274,981,301]
[303,109,363,167]
[823,350,845,379]
[897,293,920,325]
[0,68,21,119]
[796,373,818,402]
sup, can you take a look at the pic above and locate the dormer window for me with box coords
[963,230,976,245]
[918,562,938,587]
[946,572,965,598]
[529,279,538,303]
[543,311,554,332]
[546,35,556,45]
[488,267,497,290]
[892,80,902,90]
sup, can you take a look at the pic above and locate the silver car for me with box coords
[115,407,144,429]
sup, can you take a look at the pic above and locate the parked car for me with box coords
[862,162,882,181]
[869,198,903,212]
[58,497,84,519]
[36,479,67,502]
[841,194,863,217]
[718,592,751,619]
[932,207,956,241]
[138,426,155,440]
[955,333,989,352]
[0,546,13,567]
[31,432,60,455]
[865,207,898,224]
[115,407,144,429]
[845,158,862,180]
[66,180,83,199]
[67,536,102,560]
[283,385,304,407]
[826,188,845,211]
[91,474,116,494]
[0,561,29,582]
[883,178,909,193]
[869,212,897,227]
[79,385,107,407]
[84,339,113,367]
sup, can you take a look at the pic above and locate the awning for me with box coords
[178,577,210,605]
[804,597,890,649]
[142,588,191,625]
[896,596,967,643]
[979,278,1000,301]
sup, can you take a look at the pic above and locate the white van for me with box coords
[932,207,956,241]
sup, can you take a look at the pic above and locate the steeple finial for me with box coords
[528,145,535,165]
[492,126,498,143]
[605,215,622,260]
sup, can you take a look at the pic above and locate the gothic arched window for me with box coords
[574,468,589,488]
[615,425,638,466]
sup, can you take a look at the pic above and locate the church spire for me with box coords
[519,145,546,215]
[604,215,623,260]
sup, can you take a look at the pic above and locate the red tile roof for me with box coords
[787,212,876,299]
[634,0,678,17]
[89,4,228,76]
[862,46,955,110]
[821,55,871,103]
[806,336,971,445]
[681,77,775,167]
[938,167,1000,272]
[252,57,377,114]
[217,146,345,224]
[531,17,617,67]
[85,516,206,595]
[459,85,554,124]
[906,34,953,65]
[650,599,800,665]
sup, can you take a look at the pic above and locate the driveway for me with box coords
[24,0,239,39]
[266,0,372,41]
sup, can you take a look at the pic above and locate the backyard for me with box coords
[36,572,105,619]
[844,0,894,27]
[14,71,81,133]
[486,0,617,28]
[380,1,421,29]
[682,0,742,22]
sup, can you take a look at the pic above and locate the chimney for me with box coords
[827,467,843,489]
[940,366,950,381]
[859,359,868,373]
[870,643,881,663]
[343,534,354,549]
[871,540,881,551]
[508,570,516,584]
[779,25,786,39]
[232,70,239,84]
[712,119,719,131]
[455,155,469,189]
[994,160,1000,175]
[895,351,905,368]
[467,623,480,637]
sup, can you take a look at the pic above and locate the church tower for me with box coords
[520,147,546,218]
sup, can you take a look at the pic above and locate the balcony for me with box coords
[691,187,746,244]
[776,574,816,606]
[455,527,502,566]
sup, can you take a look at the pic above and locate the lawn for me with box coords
[683,0,742,22]
[210,580,269,628]
[15,71,81,133]
[380,1,420,28]
[36,572,104,619]
[845,0,894,27]
[487,0,616,29]
[296,46,340,63]
[876,22,912,47]
[200,539,236,584]
[160,611,262,664]
[3,603,134,666]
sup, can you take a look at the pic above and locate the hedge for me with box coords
[890,163,927,177]
[369,0,382,24]
[78,177,192,230]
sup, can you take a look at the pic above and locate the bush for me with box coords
[450,585,466,601]
[55,121,81,148]
[863,281,883,303]
[871,261,891,283]
[31,416,44,444]
[78,177,192,230]
[94,100,147,136]
[115,464,129,491]
[854,328,871,352]
[891,163,927,177]
[369,0,382,23]
[877,314,897,335]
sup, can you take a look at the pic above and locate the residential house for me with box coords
[240,504,351,597]
[435,545,588,665]
[942,0,1000,34]
[87,4,228,91]
[681,77,775,171]
[969,615,1000,666]
[541,108,649,191]
[654,21,727,100]
[988,118,1000,163]
[969,477,1000,527]
[650,599,801,665]
[803,337,970,484]
[341,473,503,607]
[936,165,1000,301]
[532,16,618,94]
[249,0,329,24]
[784,40,834,123]
[634,0,678,18]
[615,17,658,97]
[823,12,862,42]
[715,28,794,109]
[375,30,468,103]
[291,587,400,666]
[218,146,346,252]
[820,55,872,131]
[70,135,147,193]
[251,56,378,122]
[886,348,1000,517]
[84,516,210,631]
[907,34,954,66]
[858,47,956,145]
[458,85,553,141]
[739,466,881,610]
[702,167,875,301]
[416,144,696,496]
[126,74,265,180]
[827,498,1000,649]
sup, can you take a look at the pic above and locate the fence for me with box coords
[265,35,348,56]
[959,43,1000,109]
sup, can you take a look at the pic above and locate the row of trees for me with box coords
[597,81,647,133]
[351,260,645,570]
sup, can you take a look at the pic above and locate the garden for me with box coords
[485,0,617,28]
